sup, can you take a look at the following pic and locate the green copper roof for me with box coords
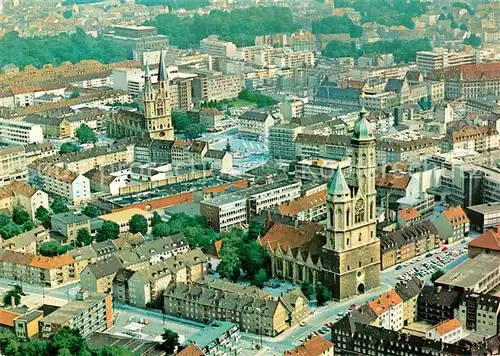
[328,166,350,196]
[353,106,373,140]
[158,51,168,82]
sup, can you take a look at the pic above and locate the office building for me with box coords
[457,292,500,337]
[39,290,113,338]
[416,48,479,75]
[201,194,247,232]
[237,110,275,141]
[466,203,500,233]
[0,143,27,187]
[105,25,169,60]
[269,123,303,160]
[0,119,43,144]
[199,36,237,59]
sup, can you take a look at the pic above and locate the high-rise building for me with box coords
[321,107,380,300]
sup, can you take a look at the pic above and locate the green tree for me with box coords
[300,281,315,300]
[316,283,331,306]
[151,211,163,227]
[431,269,445,283]
[247,220,264,241]
[23,220,36,232]
[12,206,31,225]
[152,222,170,237]
[240,240,268,278]
[38,241,71,257]
[0,223,22,239]
[0,331,19,355]
[96,220,120,242]
[45,327,89,356]
[2,288,21,306]
[322,40,358,58]
[184,123,205,139]
[59,142,79,154]
[451,21,458,29]
[69,91,80,99]
[459,23,468,31]
[82,205,99,218]
[464,34,481,48]
[50,197,69,214]
[0,213,10,226]
[93,345,136,356]
[76,228,93,247]
[76,124,97,144]
[63,10,73,18]
[438,13,446,20]
[160,329,180,354]
[252,268,268,288]
[217,245,241,282]
[128,214,148,234]
[35,206,51,228]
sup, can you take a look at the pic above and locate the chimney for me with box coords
[10,295,15,307]
[436,286,442,293]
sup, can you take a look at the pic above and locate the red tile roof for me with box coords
[398,207,421,221]
[258,222,322,252]
[467,226,500,251]
[376,173,410,190]
[443,207,469,227]
[435,318,462,336]
[175,343,206,356]
[283,335,334,356]
[437,63,500,81]
[30,253,74,269]
[368,290,403,316]
[279,190,327,216]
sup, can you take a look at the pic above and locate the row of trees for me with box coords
[238,89,277,107]
[136,0,209,8]
[145,6,297,48]
[311,15,363,38]
[0,29,130,69]
[322,38,432,63]
[0,327,136,356]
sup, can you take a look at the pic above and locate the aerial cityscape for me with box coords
[0,0,499,355]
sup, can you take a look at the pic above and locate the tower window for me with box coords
[346,209,350,226]
[346,238,350,246]
[156,100,164,116]
[359,261,362,268]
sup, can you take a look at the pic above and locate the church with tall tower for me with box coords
[260,108,380,301]
[107,51,174,140]
[321,107,380,300]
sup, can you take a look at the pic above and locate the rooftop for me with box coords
[466,202,500,215]
[368,290,403,315]
[100,208,151,223]
[279,190,327,216]
[51,212,90,224]
[467,226,500,252]
[282,335,334,356]
[433,318,462,336]
[40,293,108,325]
[435,253,500,289]
[186,321,238,349]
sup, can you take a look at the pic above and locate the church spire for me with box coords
[158,51,168,82]
[328,166,350,196]
[144,63,153,94]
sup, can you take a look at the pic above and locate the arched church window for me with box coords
[330,207,334,227]
[358,233,362,242]
[370,202,374,219]
[156,100,164,116]
[346,208,350,226]
[355,199,364,224]
[336,208,342,227]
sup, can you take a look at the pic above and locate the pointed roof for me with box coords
[328,166,350,196]
[353,107,374,141]
[144,63,153,93]
[158,51,168,82]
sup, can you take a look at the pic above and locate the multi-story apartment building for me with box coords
[427,63,500,100]
[380,221,440,270]
[113,249,207,308]
[0,181,49,219]
[51,212,91,243]
[201,193,248,232]
[199,36,237,58]
[164,278,309,337]
[416,48,480,75]
[24,142,57,165]
[278,190,327,222]
[28,163,90,204]
[368,290,404,331]
[0,119,43,145]
[272,49,315,69]
[237,110,275,141]
[192,72,242,103]
[457,292,500,337]
[39,290,113,338]
[279,99,306,120]
[203,149,232,174]
[443,125,500,153]
[0,143,27,187]
[170,140,208,170]
[376,137,441,166]
[295,134,352,161]
[199,107,224,131]
[433,206,470,244]
[185,321,242,356]
[294,157,351,182]
[268,123,303,160]
[394,277,423,326]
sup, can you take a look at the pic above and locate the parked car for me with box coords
[300,321,308,327]
[442,246,448,252]
[395,265,403,270]
[425,253,433,257]
[349,304,357,310]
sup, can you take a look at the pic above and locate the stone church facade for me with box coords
[108,51,174,141]
[261,108,381,301]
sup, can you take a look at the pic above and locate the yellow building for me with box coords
[100,208,153,233]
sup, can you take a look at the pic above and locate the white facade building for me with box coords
[0,119,44,144]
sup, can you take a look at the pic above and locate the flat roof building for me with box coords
[435,253,500,294]
[466,202,500,233]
